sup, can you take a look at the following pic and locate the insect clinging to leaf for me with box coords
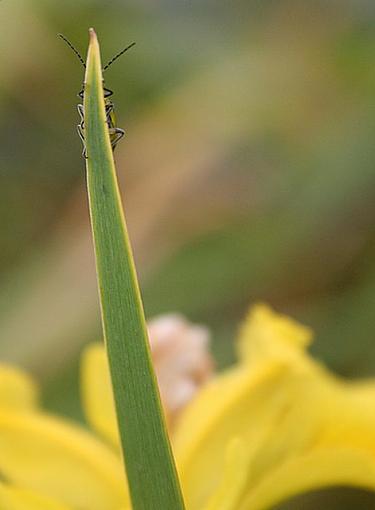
[58,34,135,158]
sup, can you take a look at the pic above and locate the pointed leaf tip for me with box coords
[89,28,97,41]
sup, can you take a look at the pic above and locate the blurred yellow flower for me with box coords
[2,305,375,509]
[174,305,375,509]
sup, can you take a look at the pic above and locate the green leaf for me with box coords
[83,28,185,510]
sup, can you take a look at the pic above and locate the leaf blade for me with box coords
[84,28,185,510]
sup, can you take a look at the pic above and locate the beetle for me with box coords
[59,34,135,157]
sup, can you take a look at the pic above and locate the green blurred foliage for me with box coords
[0,2,375,507]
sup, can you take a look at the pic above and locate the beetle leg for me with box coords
[77,123,85,143]
[105,103,114,118]
[77,103,84,120]
[109,127,125,151]
[105,103,116,132]
[77,124,87,158]
[77,104,85,130]
[103,87,113,98]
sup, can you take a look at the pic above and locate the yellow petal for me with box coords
[229,365,375,510]
[0,483,72,510]
[81,342,119,446]
[174,301,321,510]
[237,304,313,366]
[318,379,375,451]
[0,363,38,410]
[239,448,375,510]
[176,304,375,510]
[0,409,129,510]
[174,361,294,509]
[203,438,250,510]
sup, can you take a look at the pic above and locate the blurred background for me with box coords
[0,1,375,507]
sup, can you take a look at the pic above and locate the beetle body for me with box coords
[77,86,125,158]
[59,34,135,158]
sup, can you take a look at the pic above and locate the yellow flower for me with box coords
[2,305,375,509]
[174,305,375,509]
[0,365,128,509]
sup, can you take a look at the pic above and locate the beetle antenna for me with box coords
[58,33,86,69]
[103,42,136,71]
